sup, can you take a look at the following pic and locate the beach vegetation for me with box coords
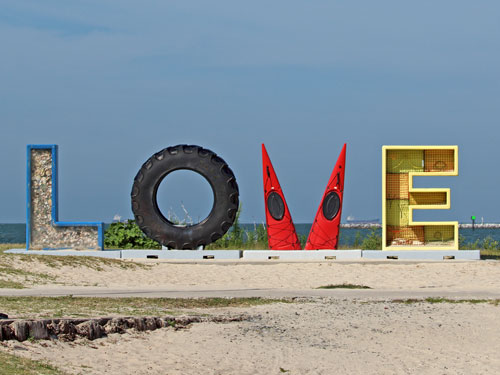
[391,298,500,305]
[0,352,67,375]
[0,244,149,289]
[104,220,161,249]
[0,259,56,289]
[353,231,363,248]
[360,229,382,250]
[0,279,25,289]
[317,284,371,289]
[206,205,269,249]
[459,235,500,259]
[0,296,288,319]
[459,235,500,250]
[0,243,24,254]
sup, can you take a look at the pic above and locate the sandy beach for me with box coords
[2,256,500,292]
[1,257,500,374]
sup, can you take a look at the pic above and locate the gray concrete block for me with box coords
[361,250,480,260]
[120,250,242,260]
[4,249,122,259]
[242,250,362,260]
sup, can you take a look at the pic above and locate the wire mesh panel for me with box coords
[386,173,409,199]
[387,225,425,246]
[386,150,424,173]
[424,225,455,244]
[424,150,455,172]
[383,146,458,250]
[409,192,447,205]
[386,199,409,227]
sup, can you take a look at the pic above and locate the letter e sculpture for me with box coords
[382,145,458,250]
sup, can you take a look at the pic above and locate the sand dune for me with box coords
[1,258,500,374]
[4,257,500,292]
[2,299,500,374]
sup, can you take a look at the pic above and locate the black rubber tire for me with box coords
[131,145,239,249]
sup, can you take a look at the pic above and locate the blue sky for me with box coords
[1,1,499,224]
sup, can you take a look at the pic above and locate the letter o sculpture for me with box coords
[131,145,239,249]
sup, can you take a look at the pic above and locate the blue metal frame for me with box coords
[26,145,104,250]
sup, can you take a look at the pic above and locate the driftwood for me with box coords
[0,315,247,342]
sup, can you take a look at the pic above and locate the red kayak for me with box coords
[305,144,346,250]
[262,144,301,250]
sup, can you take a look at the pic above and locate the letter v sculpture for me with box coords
[262,144,302,250]
[262,144,346,250]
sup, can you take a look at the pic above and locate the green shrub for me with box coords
[459,235,500,250]
[255,222,268,248]
[298,234,307,249]
[353,231,362,248]
[104,220,161,249]
[481,236,500,250]
[206,205,269,249]
[361,229,382,250]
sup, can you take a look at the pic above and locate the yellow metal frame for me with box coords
[382,145,459,250]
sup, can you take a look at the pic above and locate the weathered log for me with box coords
[13,321,29,342]
[76,320,102,340]
[1,324,14,340]
[104,318,125,334]
[133,318,146,332]
[27,320,49,340]
[0,314,247,342]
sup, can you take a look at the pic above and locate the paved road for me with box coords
[1,287,499,300]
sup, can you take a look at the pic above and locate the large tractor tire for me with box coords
[131,145,239,249]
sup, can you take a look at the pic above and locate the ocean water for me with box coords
[0,224,25,244]
[3,223,500,247]
[291,224,500,247]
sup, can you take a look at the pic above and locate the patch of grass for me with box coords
[0,265,55,280]
[392,298,500,305]
[317,284,371,289]
[0,351,66,375]
[0,243,148,272]
[0,262,55,288]
[459,235,500,259]
[0,243,24,253]
[0,244,147,288]
[12,254,148,271]
[0,296,288,319]
[206,205,270,250]
[360,229,382,250]
[0,279,25,289]
[480,248,500,260]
